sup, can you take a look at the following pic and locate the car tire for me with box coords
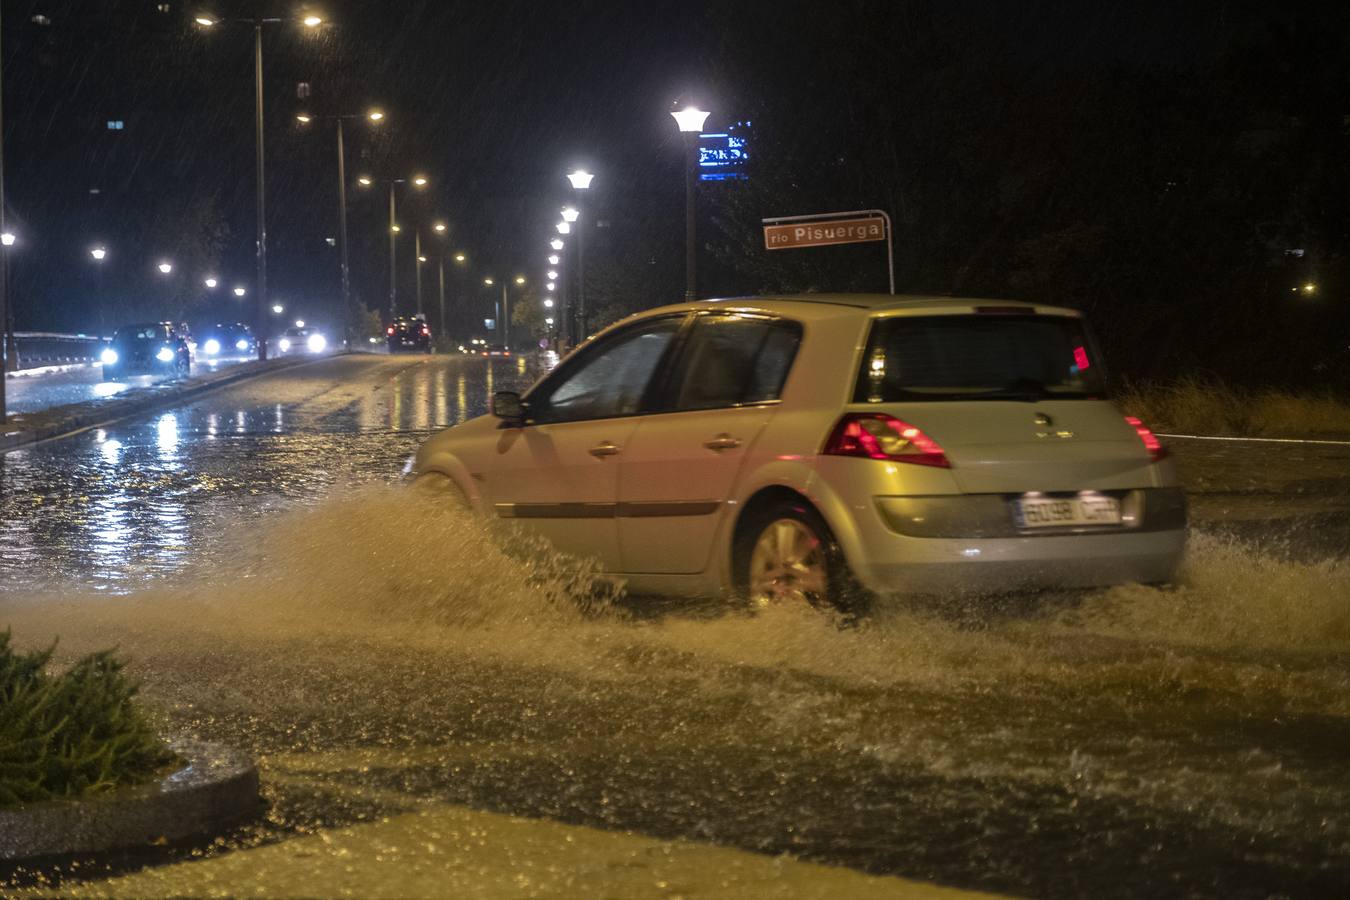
[734,499,871,619]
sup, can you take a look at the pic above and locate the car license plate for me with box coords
[1015,496,1121,528]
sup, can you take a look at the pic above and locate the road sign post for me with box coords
[761,209,895,294]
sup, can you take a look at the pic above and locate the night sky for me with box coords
[2,0,1346,376]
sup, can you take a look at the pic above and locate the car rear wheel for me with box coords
[736,500,869,618]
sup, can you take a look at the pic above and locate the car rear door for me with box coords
[617,313,803,575]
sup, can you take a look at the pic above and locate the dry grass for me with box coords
[1119,376,1350,437]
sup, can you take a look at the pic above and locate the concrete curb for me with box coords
[0,739,261,861]
[0,354,336,455]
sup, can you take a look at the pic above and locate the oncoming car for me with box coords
[277,326,329,355]
[410,295,1186,614]
[101,322,192,380]
[197,322,257,359]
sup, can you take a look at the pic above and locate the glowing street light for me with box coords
[1303,282,1318,295]
[550,238,565,251]
[483,277,494,286]
[90,246,107,261]
[418,255,428,263]
[204,277,219,288]
[234,286,248,297]
[515,275,526,285]
[547,270,558,280]
[546,282,556,292]
[412,175,428,187]
[454,253,466,263]
[157,261,173,275]
[433,222,447,233]
[367,110,385,122]
[671,104,710,300]
[555,221,571,235]
[271,303,284,314]
[295,112,313,124]
[302,15,324,28]
[357,176,373,186]
[561,206,579,223]
[295,319,306,328]
[0,232,15,247]
[544,298,554,308]
[548,254,560,265]
[566,169,594,190]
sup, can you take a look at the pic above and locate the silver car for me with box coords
[411,295,1186,613]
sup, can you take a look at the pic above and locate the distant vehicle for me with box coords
[481,343,511,357]
[410,294,1187,616]
[387,316,431,353]
[277,326,329,355]
[197,322,257,359]
[101,322,192,380]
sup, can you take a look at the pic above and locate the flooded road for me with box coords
[1,354,1347,898]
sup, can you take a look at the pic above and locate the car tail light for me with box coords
[386,326,394,335]
[421,326,430,335]
[1124,416,1167,462]
[823,414,950,468]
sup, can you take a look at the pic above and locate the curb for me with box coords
[0,354,337,455]
[0,739,261,861]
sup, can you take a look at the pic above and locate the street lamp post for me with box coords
[196,12,324,359]
[566,169,593,342]
[415,229,424,316]
[358,175,428,319]
[90,246,108,335]
[431,221,448,338]
[297,108,384,343]
[671,106,710,301]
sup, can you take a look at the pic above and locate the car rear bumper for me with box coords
[837,488,1187,595]
[853,528,1186,595]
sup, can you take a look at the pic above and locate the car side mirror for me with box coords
[491,391,527,426]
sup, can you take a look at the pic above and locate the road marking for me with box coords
[1160,433,1350,446]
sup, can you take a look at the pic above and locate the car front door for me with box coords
[482,315,685,570]
[617,313,803,575]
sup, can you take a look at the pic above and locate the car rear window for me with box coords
[854,314,1108,403]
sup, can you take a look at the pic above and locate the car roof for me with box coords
[633,294,1080,322]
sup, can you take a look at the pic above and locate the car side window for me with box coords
[665,315,802,412]
[530,317,683,424]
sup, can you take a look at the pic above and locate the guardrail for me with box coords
[4,332,107,371]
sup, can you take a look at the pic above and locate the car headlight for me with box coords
[100,348,118,365]
[279,338,291,352]
[307,333,327,353]
[203,339,221,355]
[156,347,175,363]
[235,338,249,351]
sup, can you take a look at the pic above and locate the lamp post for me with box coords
[297,108,384,340]
[357,174,429,319]
[485,276,525,347]
[671,106,710,301]
[195,11,324,359]
[90,246,108,335]
[566,168,593,342]
[415,230,425,317]
[431,221,448,338]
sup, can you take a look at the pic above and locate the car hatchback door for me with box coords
[618,313,803,575]
[484,315,684,570]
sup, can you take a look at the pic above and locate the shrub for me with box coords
[1119,376,1350,437]
[0,631,174,806]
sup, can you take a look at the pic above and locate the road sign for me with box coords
[761,209,895,293]
[763,216,885,250]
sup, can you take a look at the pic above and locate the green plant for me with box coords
[0,631,174,806]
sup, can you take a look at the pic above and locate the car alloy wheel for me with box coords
[748,517,829,607]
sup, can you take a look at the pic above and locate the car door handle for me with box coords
[703,434,742,452]
[589,441,621,458]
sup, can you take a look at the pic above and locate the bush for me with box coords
[1119,375,1350,437]
[0,631,174,806]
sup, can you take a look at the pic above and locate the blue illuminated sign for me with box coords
[699,128,749,181]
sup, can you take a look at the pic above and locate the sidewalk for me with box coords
[41,802,1003,900]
